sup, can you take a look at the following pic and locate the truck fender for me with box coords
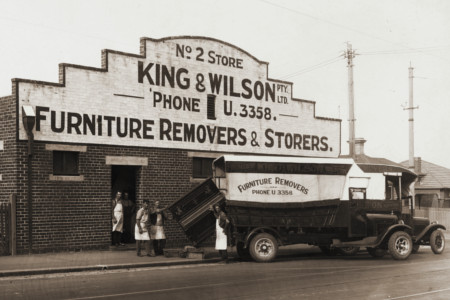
[243,227,282,248]
[374,224,413,247]
[414,223,446,242]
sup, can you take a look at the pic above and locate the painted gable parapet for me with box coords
[14,36,341,157]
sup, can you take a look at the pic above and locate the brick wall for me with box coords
[0,92,17,204]
[13,139,198,253]
[0,86,209,254]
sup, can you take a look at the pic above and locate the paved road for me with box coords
[2,246,450,300]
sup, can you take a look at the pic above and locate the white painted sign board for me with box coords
[17,37,341,157]
[227,173,346,203]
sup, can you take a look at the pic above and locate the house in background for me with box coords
[401,158,450,209]
[340,138,417,202]
[339,137,450,227]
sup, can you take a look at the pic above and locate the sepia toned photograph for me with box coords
[0,0,449,299]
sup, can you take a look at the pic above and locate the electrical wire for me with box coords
[278,43,449,79]
[280,55,344,79]
[259,0,450,63]
[360,45,450,55]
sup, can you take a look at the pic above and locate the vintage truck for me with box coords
[169,155,446,262]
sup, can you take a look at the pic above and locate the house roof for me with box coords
[400,160,450,189]
[341,154,417,181]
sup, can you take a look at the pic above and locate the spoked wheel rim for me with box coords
[434,235,445,250]
[394,236,411,256]
[254,238,275,257]
[433,233,445,252]
[337,247,360,256]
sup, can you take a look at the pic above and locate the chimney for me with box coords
[354,138,366,156]
[414,157,422,174]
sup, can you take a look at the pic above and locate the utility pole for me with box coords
[345,42,356,158]
[404,63,419,215]
[407,64,418,169]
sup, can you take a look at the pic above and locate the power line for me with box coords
[280,55,344,79]
[360,45,450,55]
[258,0,450,63]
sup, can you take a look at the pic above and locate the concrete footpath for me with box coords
[1,232,449,278]
[0,244,320,278]
[0,246,229,278]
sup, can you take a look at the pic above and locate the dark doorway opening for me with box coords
[111,165,138,244]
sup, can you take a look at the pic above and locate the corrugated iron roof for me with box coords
[400,160,450,189]
[341,154,416,177]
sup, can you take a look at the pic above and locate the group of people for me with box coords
[112,191,232,262]
[112,191,169,257]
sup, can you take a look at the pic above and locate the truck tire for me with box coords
[430,230,445,254]
[337,247,360,256]
[388,231,412,260]
[319,246,338,256]
[236,242,251,260]
[249,233,278,262]
[367,247,386,258]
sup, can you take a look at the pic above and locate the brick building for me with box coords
[0,36,341,254]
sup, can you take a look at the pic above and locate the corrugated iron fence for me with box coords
[0,201,10,255]
[416,207,450,229]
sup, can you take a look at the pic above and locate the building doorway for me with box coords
[111,165,138,244]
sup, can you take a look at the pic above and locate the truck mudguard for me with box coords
[373,224,413,247]
[414,223,446,242]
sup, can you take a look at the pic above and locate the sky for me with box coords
[1,0,449,168]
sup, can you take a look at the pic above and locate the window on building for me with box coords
[53,151,79,176]
[193,157,214,178]
[350,188,366,200]
[386,179,399,200]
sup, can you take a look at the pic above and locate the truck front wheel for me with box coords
[430,230,445,254]
[388,231,412,260]
[249,233,278,262]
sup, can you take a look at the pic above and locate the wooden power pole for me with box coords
[404,63,419,214]
[345,43,356,158]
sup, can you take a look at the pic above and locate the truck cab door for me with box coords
[349,188,367,237]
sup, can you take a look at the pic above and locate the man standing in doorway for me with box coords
[112,191,125,246]
[122,192,136,243]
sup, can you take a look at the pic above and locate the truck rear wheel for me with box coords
[319,246,338,256]
[388,231,412,260]
[337,247,360,256]
[249,233,278,262]
[236,242,251,260]
[430,230,445,254]
[367,247,386,258]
